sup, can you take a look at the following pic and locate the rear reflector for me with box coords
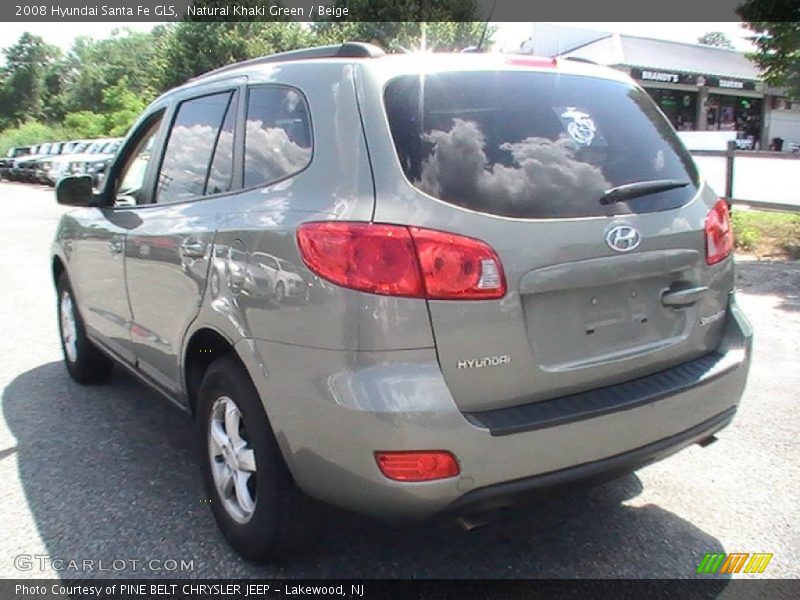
[705,199,734,265]
[375,451,460,482]
[296,222,505,300]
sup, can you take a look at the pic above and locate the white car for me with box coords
[49,139,121,186]
[246,252,307,302]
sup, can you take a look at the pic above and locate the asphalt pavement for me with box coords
[0,181,798,580]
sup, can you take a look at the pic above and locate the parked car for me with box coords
[52,43,752,561]
[1,146,32,180]
[45,140,93,185]
[85,138,123,187]
[246,252,307,302]
[47,139,118,185]
[9,144,40,181]
[33,142,72,184]
[15,142,64,182]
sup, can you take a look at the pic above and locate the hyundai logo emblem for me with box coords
[605,225,641,253]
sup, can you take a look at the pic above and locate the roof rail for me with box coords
[191,42,386,82]
[561,56,598,65]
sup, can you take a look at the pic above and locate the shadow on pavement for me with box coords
[4,361,729,582]
[736,260,800,313]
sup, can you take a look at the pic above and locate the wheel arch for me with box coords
[183,327,243,418]
[52,254,66,286]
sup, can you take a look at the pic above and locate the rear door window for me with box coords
[156,91,237,204]
[384,71,699,218]
[243,86,312,189]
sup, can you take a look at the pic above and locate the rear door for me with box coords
[123,83,242,395]
[371,67,733,412]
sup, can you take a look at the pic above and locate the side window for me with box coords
[116,115,163,206]
[156,91,237,204]
[243,86,312,189]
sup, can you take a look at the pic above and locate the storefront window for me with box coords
[647,89,697,131]
[705,94,762,139]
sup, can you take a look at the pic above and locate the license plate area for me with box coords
[523,276,688,371]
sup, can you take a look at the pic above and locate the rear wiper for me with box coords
[599,179,689,205]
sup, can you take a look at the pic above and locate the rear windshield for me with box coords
[384,71,699,218]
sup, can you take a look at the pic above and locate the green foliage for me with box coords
[159,22,313,89]
[1,32,62,123]
[738,1,800,99]
[62,111,107,139]
[731,210,761,250]
[313,1,489,51]
[0,120,68,155]
[1,15,491,143]
[697,32,735,49]
[101,78,148,136]
[313,21,491,52]
[731,209,800,259]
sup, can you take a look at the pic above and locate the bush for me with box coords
[731,209,800,259]
[63,111,107,139]
[731,211,761,251]
[0,121,68,155]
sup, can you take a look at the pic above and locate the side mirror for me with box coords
[56,175,94,206]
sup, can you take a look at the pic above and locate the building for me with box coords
[521,25,800,150]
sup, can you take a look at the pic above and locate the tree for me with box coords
[1,33,61,124]
[313,0,491,51]
[159,22,312,89]
[313,21,491,52]
[738,1,800,99]
[697,31,735,49]
[55,28,168,117]
[101,77,148,136]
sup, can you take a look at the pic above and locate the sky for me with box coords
[0,21,755,54]
[493,22,755,52]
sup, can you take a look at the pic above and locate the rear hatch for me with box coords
[379,67,733,412]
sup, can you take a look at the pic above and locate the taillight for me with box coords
[375,451,460,482]
[296,222,505,300]
[705,199,734,265]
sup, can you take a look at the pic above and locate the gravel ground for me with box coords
[0,181,798,580]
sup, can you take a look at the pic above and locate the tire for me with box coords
[273,281,285,303]
[198,355,323,561]
[57,273,114,384]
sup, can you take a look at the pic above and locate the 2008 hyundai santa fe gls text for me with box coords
[51,42,752,561]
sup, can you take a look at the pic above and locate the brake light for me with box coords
[505,56,557,68]
[296,222,505,300]
[705,199,734,265]
[375,451,460,482]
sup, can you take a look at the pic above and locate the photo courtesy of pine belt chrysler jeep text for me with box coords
[51,42,752,561]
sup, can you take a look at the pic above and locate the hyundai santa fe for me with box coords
[51,42,752,560]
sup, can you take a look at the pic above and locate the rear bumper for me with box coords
[240,295,752,519]
[447,406,735,515]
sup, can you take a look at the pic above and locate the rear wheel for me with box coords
[57,273,113,384]
[198,355,323,560]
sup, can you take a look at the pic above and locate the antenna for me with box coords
[476,0,498,52]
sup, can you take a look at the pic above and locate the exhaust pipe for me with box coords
[697,435,718,448]
[455,515,489,532]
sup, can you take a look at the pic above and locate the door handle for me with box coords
[180,241,206,259]
[661,286,709,307]
[108,239,124,255]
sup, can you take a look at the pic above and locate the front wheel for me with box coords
[57,273,113,384]
[198,355,323,560]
